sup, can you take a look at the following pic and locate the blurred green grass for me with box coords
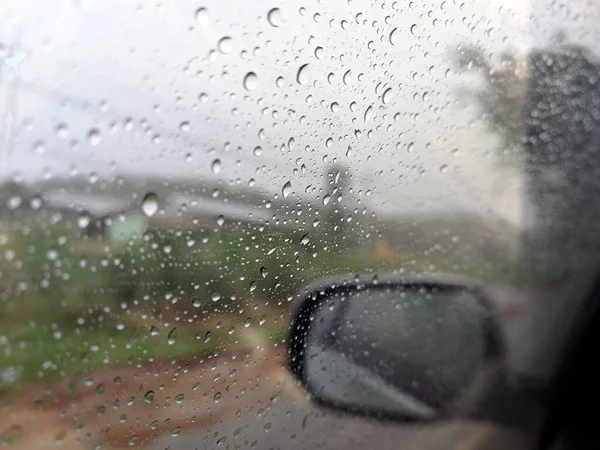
[0,222,523,388]
[1,323,235,386]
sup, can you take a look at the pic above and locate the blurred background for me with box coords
[1,0,600,448]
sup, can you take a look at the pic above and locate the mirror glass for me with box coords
[304,284,491,419]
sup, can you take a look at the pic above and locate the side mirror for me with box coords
[288,276,506,422]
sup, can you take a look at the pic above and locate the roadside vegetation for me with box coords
[0,214,521,389]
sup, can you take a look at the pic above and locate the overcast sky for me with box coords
[0,0,599,224]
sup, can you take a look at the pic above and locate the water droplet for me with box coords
[407,142,415,153]
[314,46,324,59]
[382,88,393,104]
[211,293,222,302]
[150,326,160,337]
[439,164,449,174]
[300,233,310,245]
[56,123,68,138]
[213,392,222,403]
[29,195,43,210]
[253,146,263,156]
[364,105,373,123]
[144,390,155,404]
[129,436,138,446]
[260,266,268,278]
[170,427,181,437]
[77,211,91,229]
[167,328,178,345]
[175,394,185,404]
[244,318,252,328]
[95,384,105,396]
[195,7,208,28]
[211,159,222,174]
[46,249,58,261]
[330,102,339,112]
[389,27,398,45]
[267,8,282,27]
[243,72,258,91]
[410,24,418,35]
[282,181,292,198]
[343,70,352,85]
[249,281,257,292]
[216,215,225,227]
[204,331,212,343]
[141,193,159,217]
[323,194,331,205]
[217,36,233,54]
[180,121,191,132]
[296,64,310,85]
[88,129,101,146]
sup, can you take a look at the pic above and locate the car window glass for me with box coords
[1,0,599,449]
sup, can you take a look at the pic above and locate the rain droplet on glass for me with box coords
[364,105,373,123]
[267,8,282,27]
[211,159,222,174]
[389,27,398,45]
[142,193,159,217]
[217,36,233,54]
[167,328,178,345]
[77,211,91,229]
[296,64,310,85]
[243,72,258,91]
[195,7,209,28]
[382,88,393,104]
[88,128,101,146]
[343,70,352,85]
[144,390,155,404]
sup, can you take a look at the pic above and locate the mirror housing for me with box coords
[288,275,506,422]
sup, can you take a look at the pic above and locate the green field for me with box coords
[0,220,523,389]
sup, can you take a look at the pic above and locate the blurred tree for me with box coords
[454,44,528,164]
[454,38,600,284]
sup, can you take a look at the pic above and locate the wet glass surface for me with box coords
[1,0,600,448]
